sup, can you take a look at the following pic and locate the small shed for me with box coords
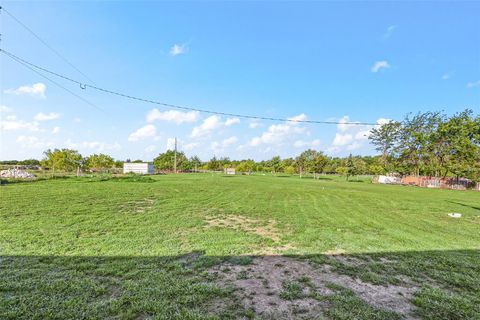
[224,168,236,175]
[123,162,154,175]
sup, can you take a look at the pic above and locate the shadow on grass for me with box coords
[447,200,480,211]
[1,249,478,320]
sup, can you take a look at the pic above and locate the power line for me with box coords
[1,5,96,85]
[0,48,379,126]
[4,49,105,113]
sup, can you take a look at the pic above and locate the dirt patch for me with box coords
[209,256,418,319]
[204,215,295,255]
[204,215,283,243]
[119,198,155,214]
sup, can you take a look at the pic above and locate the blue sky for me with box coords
[1,1,479,161]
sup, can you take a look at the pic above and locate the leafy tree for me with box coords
[312,152,329,174]
[114,160,124,168]
[189,156,202,172]
[84,154,114,172]
[41,149,83,175]
[336,166,347,177]
[19,159,40,166]
[237,160,255,174]
[345,154,355,180]
[207,156,222,171]
[369,120,401,171]
[295,149,317,176]
[153,150,187,171]
[269,156,282,174]
[284,166,295,175]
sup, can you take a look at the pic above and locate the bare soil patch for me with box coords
[204,214,296,254]
[204,215,281,242]
[209,256,418,319]
[119,198,155,214]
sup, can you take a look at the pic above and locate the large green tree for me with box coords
[84,154,114,172]
[41,149,83,175]
[153,150,187,171]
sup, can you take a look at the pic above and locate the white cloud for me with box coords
[287,113,307,124]
[73,117,82,123]
[467,80,480,88]
[249,121,261,129]
[16,135,53,149]
[441,71,454,80]
[371,60,390,73]
[62,140,122,153]
[4,83,46,98]
[128,124,157,141]
[184,142,200,151]
[293,139,321,149]
[0,118,39,131]
[34,112,60,121]
[383,25,397,39]
[211,136,238,152]
[328,116,390,154]
[52,126,60,134]
[225,117,240,126]
[146,109,199,124]
[376,118,390,125]
[248,116,307,147]
[170,44,187,56]
[0,105,12,113]
[190,115,238,138]
[191,115,222,138]
[332,133,353,146]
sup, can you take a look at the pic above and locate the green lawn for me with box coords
[1,174,479,319]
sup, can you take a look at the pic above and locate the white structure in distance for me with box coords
[123,162,154,175]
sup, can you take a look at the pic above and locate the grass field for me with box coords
[1,174,479,319]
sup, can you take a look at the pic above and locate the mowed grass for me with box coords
[0,174,479,319]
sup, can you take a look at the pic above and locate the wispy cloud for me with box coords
[170,44,187,56]
[34,112,60,121]
[0,118,39,132]
[0,105,12,113]
[467,80,480,88]
[4,83,46,98]
[146,109,199,124]
[16,135,53,149]
[383,25,397,39]
[371,60,390,73]
[441,71,454,80]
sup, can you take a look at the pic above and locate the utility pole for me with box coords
[174,137,177,174]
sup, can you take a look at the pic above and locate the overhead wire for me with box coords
[1,5,97,85]
[4,49,105,113]
[0,48,380,126]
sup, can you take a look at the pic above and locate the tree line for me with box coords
[369,109,480,180]
[2,109,478,180]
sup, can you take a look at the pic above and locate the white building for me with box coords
[123,162,154,175]
[224,168,236,175]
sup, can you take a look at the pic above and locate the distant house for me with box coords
[123,162,154,175]
[224,168,236,175]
